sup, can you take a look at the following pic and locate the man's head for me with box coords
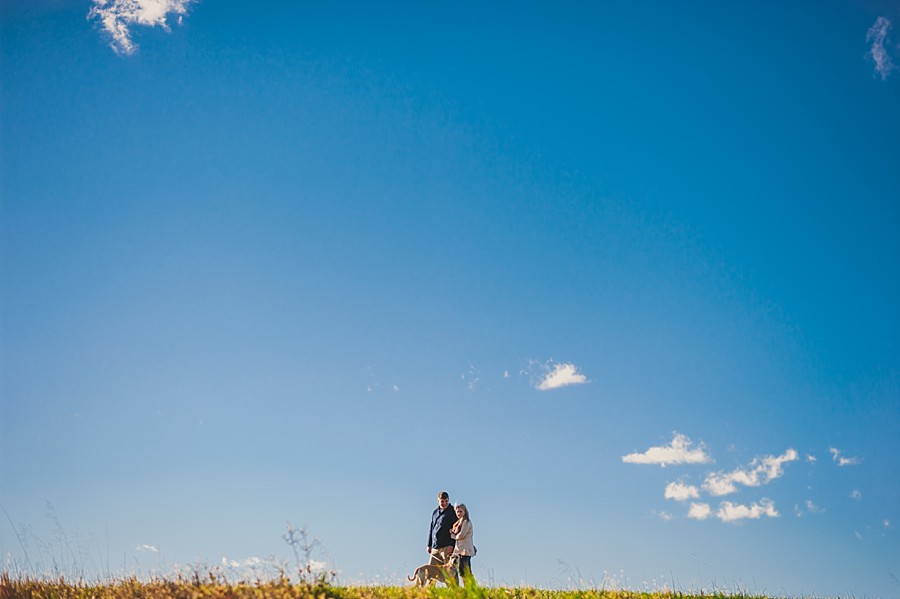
[437,491,450,510]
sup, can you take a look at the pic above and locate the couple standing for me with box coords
[427,490,475,581]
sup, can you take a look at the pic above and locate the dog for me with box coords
[407,553,459,586]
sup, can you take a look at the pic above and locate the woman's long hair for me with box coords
[452,503,470,533]
[455,503,470,521]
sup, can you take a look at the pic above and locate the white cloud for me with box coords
[866,16,895,80]
[716,499,779,523]
[703,448,798,496]
[88,0,195,55]
[536,362,588,391]
[655,511,674,522]
[220,556,273,580]
[850,489,862,500]
[664,481,700,502]
[883,519,891,529]
[136,544,159,552]
[829,447,859,466]
[688,502,712,520]
[761,448,799,477]
[622,433,712,467]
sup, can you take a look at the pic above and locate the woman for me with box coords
[450,503,475,583]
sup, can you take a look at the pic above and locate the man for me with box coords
[426,490,458,566]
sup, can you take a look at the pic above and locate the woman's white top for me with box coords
[450,520,475,556]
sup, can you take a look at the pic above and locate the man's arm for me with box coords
[427,509,436,552]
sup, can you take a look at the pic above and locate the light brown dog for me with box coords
[407,554,459,586]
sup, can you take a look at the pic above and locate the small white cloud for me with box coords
[664,481,700,502]
[716,499,779,523]
[136,544,159,552]
[622,433,712,467]
[536,362,588,391]
[807,454,817,463]
[88,0,195,55]
[882,519,891,529]
[866,16,895,80]
[688,502,712,520]
[829,447,860,466]
[703,448,798,496]
[392,384,400,392]
[850,489,862,500]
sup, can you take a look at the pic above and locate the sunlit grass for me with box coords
[0,573,799,599]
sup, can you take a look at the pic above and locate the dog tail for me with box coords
[407,574,415,582]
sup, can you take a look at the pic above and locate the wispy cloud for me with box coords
[866,16,895,80]
[829,447,860,466]
[664,481,700,501]
[220,556,270,581]
[655,510,674,522]
[461,365,480,391]
[703,449,798,496]
[136,544,159,552]
[850,489,862,500]
[535,362,588,391]
[716,499,779,523]
[795,500,825,517]
[223,556,262,568]
[622,433,712,467]
[88,0,195,55]
[805,499,824,513]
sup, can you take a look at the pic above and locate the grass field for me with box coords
[0,573,795,599]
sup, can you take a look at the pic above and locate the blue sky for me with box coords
[1,0,899,596]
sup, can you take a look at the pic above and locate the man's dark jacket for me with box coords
[428,505,459,549]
